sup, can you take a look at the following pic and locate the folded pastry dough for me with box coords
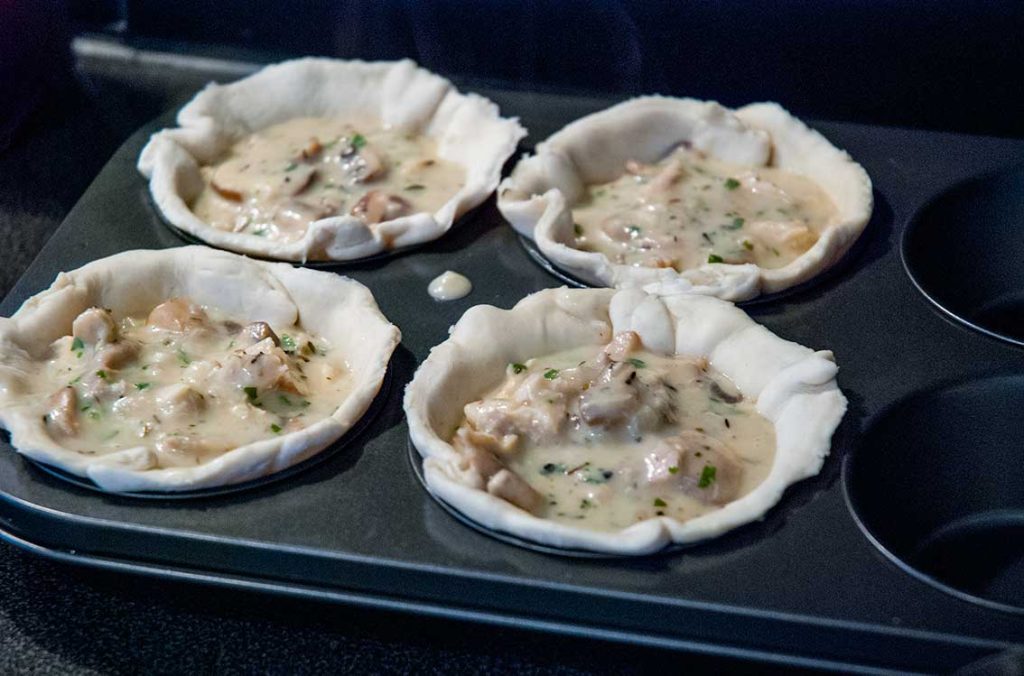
[405,286,845,554]
[140,58,525,262]
[0,246,400,492]
[499,97,872,301]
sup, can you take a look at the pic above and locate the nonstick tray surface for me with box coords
[1,88,1023,673]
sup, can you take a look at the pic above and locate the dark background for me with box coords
[1,0,1022,672]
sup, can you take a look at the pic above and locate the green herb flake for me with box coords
[270,423,282,434]
[135,383,150,390]
[253,228,267,237]
[742,239,754,251]
[771,247,781,256]
[351,133,367,149]
[580,499,592,509]
[280,334,297,353]
[626,225,642,237]
[177,349,191,366]
[708,254,724,264]
[573,223,584,236]
[543,368,559,380]
[668,466,679,474]
[698,464,718,488]
[284,162,298,172]
[95,370,107,380]
[653,497,667,507]
[627,358,646,369]
[540,462,566,475]
[70,337,84,352]
[724,217,745,230]
[404,184,425,191]
[724,178,740,190]
[510,363,527,374]
[243,386,258,401]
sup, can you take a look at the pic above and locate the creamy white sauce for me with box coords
[451,334,776,531]
[571,145,836,272]
[35,300,350,468]
[428,271,472,301]
[191,116,465,244]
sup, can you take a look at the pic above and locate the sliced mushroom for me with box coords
[98,340,140,370]
[350,191,411,225]
[45,387,79,437]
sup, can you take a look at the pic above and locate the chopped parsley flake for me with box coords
[253,228,267,237]
[724,217,745,230]
[279,395,292,406]
[280,334,297,353]
[351,133,367,149]
[543,368,559,380]
[284,162,298,171]
[135,383,150,390]
[540,462,566,475]
[580,499,592,509]
[95,370,107,380]
[698,464,717,488]
[573,223,584,236]
[627,358,646,369]
[270,423,282,434]
[243,386,258,401]
[70,337,84,352]
[653,497,667,507]
[404,184,425,191]
[177,349,191,366]
[510,363,527,374]
[708,254,724,264]
[742,239,754,251]
[724,178,740,190]
[626,225,642,237]
[668,466,679,474]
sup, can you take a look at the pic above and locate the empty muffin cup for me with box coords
[903,164,1024,347]
[844,375,1024,612]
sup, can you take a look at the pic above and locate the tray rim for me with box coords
[4,80,1024,670]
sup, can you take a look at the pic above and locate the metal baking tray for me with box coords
[2,85,1023,673]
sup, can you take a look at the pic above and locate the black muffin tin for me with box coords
[1,85,1023,672]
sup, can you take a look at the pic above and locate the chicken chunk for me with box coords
[464,394,565,445]
[147,298,209,333]
[604,331,640,362]
[72,308,117,346]
[644,431,742,504]
[155,384,206,423]
[486,469,544,514]
[45,387,78,437]
[216,337,304,396]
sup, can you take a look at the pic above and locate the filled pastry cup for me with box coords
[498,97,872,301]
[0,246,400,493]
[404,286,846,555]
[139,58,526,262]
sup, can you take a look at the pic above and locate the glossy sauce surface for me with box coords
[571,145,836,272]
[35,300,350,468]
[192,117,465,243]
[451,334,776,531]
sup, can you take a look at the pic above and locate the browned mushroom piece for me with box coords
[45,387,79,437]
[147,298,208,333]
[243,321,280,347]
[98,340,140,370]
[350,191,411,225]
[72,307,118,346]
[643,431,743,505]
